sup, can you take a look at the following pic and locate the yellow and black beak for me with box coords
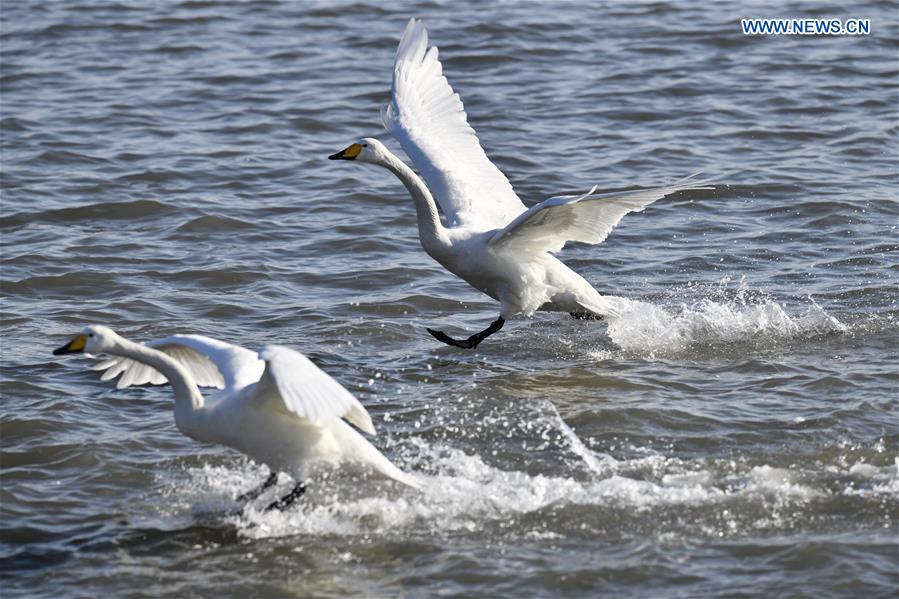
[328,143,362,161]
[53,334,87,356]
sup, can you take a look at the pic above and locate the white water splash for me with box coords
[543,401,616,476]
[601,280,847,356]
[153,416,896,541]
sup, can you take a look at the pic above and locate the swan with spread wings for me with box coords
[331,19,711,349]
[54,325,422,510]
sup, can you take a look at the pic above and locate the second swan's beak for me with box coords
[53,334,87,355]
[329,143,362,161]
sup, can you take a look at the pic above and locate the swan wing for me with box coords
[383,18,526,229]
[250,345,376,435]
[488,174,713,253]
[90,334,264,391]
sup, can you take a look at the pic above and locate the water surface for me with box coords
[2,1,897,596]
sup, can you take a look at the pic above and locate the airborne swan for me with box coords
[331,19,711,349]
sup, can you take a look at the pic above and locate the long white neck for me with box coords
[111,337,205,428]
[377,150,450,254]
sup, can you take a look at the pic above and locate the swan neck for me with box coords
[379,151,448,247]
[113,338,205,415]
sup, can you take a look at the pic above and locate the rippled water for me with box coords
[2,1,897,596]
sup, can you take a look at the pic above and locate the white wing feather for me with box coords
[489,175,714,253]
[383,18,526,230]
[253,345,376,435]
[90,334,264,391]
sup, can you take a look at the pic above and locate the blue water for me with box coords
[2,2,897,596]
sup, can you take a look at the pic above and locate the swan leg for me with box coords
[427,316,505,349]
[237,471,278,502]
[569,311,603,321]
[265,481,307,511]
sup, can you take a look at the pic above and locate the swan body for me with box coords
[330,19,711,348]
[54,325,421,507]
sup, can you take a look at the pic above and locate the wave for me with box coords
[174,214,255,233]
[1,199,176,229]
[3,271,130,296]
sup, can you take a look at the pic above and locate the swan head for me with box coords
[53,324,120,356]
[328,138,389,165]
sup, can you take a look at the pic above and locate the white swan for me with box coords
[330,18,711,349]
[54,325,422,510]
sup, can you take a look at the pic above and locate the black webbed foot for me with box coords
[427,316,505,350]
[569,312,603,321]
[427,328,480,349]
[265,482,307,512]
[237,471,278,502]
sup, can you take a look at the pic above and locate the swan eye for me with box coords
[362,144,368,148]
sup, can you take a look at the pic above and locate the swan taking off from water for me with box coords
[330,18,711,349]
[54,325,421,510]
